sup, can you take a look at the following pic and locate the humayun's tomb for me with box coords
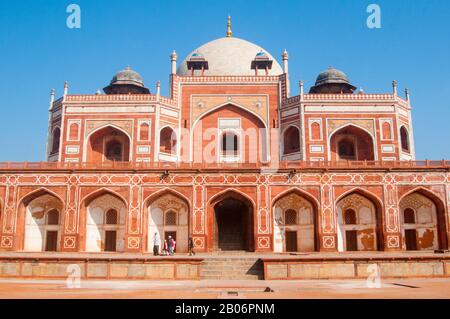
[0,18,449,280]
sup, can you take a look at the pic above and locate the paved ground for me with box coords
[0,278,449,299]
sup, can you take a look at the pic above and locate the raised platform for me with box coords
[0,251,449,281]
[0,252,203,280]
[262,251,450,280]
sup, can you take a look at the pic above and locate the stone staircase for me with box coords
[200,256,263,280]
[218,232,244,251]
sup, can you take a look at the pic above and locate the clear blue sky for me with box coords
[0,0,449,161]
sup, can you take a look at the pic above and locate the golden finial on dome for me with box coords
[226,15,232,37]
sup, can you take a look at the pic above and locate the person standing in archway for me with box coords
[153,232,160,256]
[168,236,175,256]
[188,237,195,256]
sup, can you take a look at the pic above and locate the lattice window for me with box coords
[47,209,59,225]
[105,209,118,225]
[165,211,177,225]
[344,209,357,225]
[403,208,416,224]
[284,209,297,225]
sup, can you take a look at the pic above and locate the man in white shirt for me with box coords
[153,232,160,256]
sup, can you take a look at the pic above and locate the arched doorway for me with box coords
[84,192,126,252]
[336,191,383,252]
[146,192,189,253]
[192,104,268,164]
[272,190,318,253]
[283,126,301,155]
[399,190,448,251]
[400,126,410,152]
[20,190,63,252]
[159,127,177,155]
[329,125,375,161]
[210,191,254,251]
[87,126,131,162]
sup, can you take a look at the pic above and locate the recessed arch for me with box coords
[50,127,61,155]
[335,188,384,252]
[272,187,320,210]
[281,125,301,155]
[208,189,256,252]
[208,188,257,209]
[400,125,410,152]
[143,188,191,211]
[335,187,383,207]
[19,189,64,252]
[81,188,128,208]
[192,101,267,131]
[19,188,65,207]
[82,189,127,252]
[145,189,190,253]
[159,126,177,155]
[272,188,320,252]
[190,102,269,163]
[83,124,132,162]
[399,187,448,250]
[328,123,376,161]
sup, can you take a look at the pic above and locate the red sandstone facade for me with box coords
[0,27,448,255]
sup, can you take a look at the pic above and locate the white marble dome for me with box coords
[177,37,283,76]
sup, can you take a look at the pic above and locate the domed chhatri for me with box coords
[103,66,150,95]
[309,67,357,94]
[177,37,283,76]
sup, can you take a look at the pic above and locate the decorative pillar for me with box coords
[319,177,338,252]
[392,80,397,96]
[256,175,271,252]
[282,50,289,98]
[192,180,206,252]
[383,174,402,251]
[61,175,79,251]
[170,50,177,75]
[1,179,17,251]
[124,180,142,252]
[63,81,69,96]
[156,81,161,101]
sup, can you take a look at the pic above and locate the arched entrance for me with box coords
[86,126,131,162]
[210,191,254,251]
[336,190,384,252]
[83,191,126,252]
[329,125,375,161]
[399,189,448,251]
[145,192,189,253]
[272,190,319,253]
[19,190,63,252]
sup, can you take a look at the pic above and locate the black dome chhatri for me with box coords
[309,67,357,94]
[103,66,150,95]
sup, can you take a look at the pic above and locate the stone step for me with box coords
[200,258,263,280]
[200,276,260,280]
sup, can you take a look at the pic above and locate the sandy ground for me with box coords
[0,278,449,299]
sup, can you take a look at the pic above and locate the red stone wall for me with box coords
[0,169,447,253]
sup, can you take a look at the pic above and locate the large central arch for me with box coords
[329,124,375,161]
[208,190,255,252]
[191,103,269,164]
[85,125,131,163]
